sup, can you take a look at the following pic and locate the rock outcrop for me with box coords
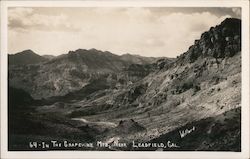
[179,18,241,63]
[8,18,242,151]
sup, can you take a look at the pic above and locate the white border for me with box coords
[1,1,249,159]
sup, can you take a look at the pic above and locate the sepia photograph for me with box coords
[1,0,249,159]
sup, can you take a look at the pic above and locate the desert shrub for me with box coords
[183,82,193,90]
[210,75,227,85]
[175,80,194,94]
[193,84,201,93]
[169,99,181,108]
[127,84,148,103]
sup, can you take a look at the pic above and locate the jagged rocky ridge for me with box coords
[181,18,241,62]
[8,18,241,151]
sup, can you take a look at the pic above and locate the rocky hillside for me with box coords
[130,107,241,151]
[179,18,240,63]
[62,18,241,149]
[8,18,241,151]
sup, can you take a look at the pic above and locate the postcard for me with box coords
[1,0,249,159]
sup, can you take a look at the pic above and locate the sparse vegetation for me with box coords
[8,18,241,151]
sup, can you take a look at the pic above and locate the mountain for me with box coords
[48,48,130,72]
[8,50,47,65]
[8,18,241,151]
[180,18,241,62]
[120,53,160,65]
[9,48,171,99]
[64,18,241,149]
[42,55,55,60]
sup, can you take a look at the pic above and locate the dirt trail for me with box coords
[72,118,117,128]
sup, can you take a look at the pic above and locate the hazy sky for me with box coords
[8,7,241,57]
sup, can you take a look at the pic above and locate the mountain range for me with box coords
[9,48,165,99]
[8,18,241,151]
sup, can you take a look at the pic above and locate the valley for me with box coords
[8,18,242,151]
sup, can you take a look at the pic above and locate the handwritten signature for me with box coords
[179,126,195,138]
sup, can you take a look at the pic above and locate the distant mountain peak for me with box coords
[17,49,36,55]
[121,53,140,57]
[68,48,107,55]
[9,50,46,65]
[42,55,55,60]
[89,48,99,52]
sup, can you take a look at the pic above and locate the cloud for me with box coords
[8,7,234,57]
[154,12,231,56]
[232,8,241,17]
[8,7,79,31]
